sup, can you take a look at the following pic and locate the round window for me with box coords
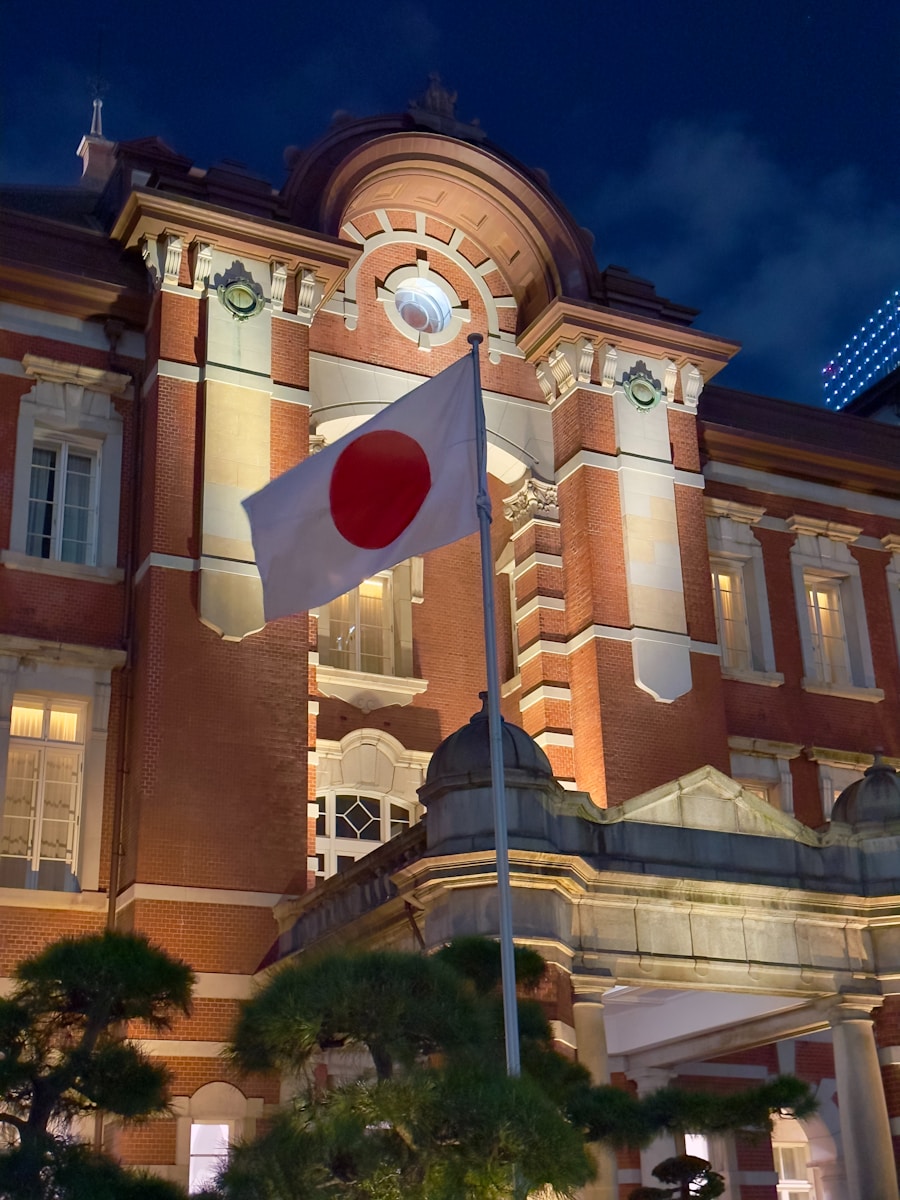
[219,279,264,320]
[394,278,453,334]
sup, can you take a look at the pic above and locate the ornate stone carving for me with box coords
[270,262,288,312]
[684,364,703,408]
[192,242,212,293]
[503,476,559,527]
[601,345,618,389]
[163,235,183,287]
[576,336,595,384]
[297,268,324,325]
[535,361,555,402]
[548,346,575,396]
[308,434,327,455]
[664,360,678,401]
[140,236,160,289]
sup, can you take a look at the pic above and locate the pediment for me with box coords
[600,765,820,844]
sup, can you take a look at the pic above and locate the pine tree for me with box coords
[0,930,194,1200]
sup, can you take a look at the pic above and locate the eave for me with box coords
[111,189,363,307]
[517,295,741,380]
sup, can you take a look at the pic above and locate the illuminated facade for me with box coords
[3,85,900,1198]
[823,287,900,409]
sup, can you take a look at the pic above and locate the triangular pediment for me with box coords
[599,765,820,844]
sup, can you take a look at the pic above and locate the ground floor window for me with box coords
[189,1122,229,1193]
[314,791,417,879]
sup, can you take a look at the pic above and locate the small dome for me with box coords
[422,692,554,796]
[831,755,900,828]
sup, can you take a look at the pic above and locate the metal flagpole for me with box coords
[468,333,521,1077]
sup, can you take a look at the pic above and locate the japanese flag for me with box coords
[243,355,480,621]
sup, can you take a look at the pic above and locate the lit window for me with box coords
[26,441,98,565]
[805,579,851,686]
[711,567,753,671]
[315,791,417,879]
[394,278,453,334]
[189,1123,229,1193]
[774,1142,816,1199]
[684,1132,710,1159]
[1,697,85,891]
[323,578,393,675]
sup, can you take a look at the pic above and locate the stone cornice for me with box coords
[786,514,862,543]
[0,634,126,670]
[111,188,362,308]
[704,497,766,524]
[517,296,740,379]
[22,354,132,397]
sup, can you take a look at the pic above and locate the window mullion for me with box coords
[29,745,47,873]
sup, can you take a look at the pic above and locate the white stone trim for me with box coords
[0,635,125,670]
[315,665,428,713]
[134,552,199,585]
[0,301,144,358]
[193,973,256,1000]
[513,551,564,578]
[707,506,778,675]
[878,1046,900,1066]
[802,680,884,702]
[885,537,900,670]
[115,883,283,909]
[515,594,565,618]
[555,448,705,489]
[534,731,575,748]
[721,667,784,686]
[0,549,123,584]
[0,888,107,911]
[519,684,571,710]
[141,1040,229,1058]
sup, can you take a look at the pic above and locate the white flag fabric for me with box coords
[243,355,480,621]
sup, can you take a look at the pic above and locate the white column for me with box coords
[572,988,617,1200]
[630,1067,681,1187]
[829,1001,899,1200]
[0,655,19,805]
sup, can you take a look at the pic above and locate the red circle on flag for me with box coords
[330,429,432,549]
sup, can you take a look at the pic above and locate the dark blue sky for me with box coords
[4,0,900,405]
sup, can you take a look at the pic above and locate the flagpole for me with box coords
[468,333,521,1077]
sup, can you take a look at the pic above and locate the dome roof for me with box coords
[422,693,555,797]
[831,755,900,828]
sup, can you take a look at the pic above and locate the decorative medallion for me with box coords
[622,360,663,412]
[218,277,265,321]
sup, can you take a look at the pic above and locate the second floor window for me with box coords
[26,440,98,565]
[711,567,752,671]
[326,577,393,674]
[805,578,851,686]
[314,791,416,879]
[1,697,85,891]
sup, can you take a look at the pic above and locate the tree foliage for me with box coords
[0,930,194,1200]
[213,940,818,1200]
[629,1155,726,1199]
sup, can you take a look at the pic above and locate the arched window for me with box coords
[314,791,417,879]
[312,730,430,881]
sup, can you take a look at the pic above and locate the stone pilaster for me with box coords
[830,1000,899,1200]
[572,985,617,1200]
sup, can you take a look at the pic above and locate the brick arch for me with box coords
[284,128,600,330]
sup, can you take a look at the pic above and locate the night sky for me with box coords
[4,0,900,406]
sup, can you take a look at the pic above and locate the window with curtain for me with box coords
[324,577,393,674]
[189,1123,230,1193]
[26,440,98,565]
[1,697,85,891]
[314,791,417,879]
[774,1142,816,1199]
[805,578,851,685]
[711,566,753,671]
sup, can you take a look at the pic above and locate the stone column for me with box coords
[630,1067,681,1187]
[572,988,617,1200]
[829,1000,899,1200]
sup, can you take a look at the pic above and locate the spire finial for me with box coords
[90,97,103,138]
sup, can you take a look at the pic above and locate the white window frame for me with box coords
[705,500,780,684]
[311,730,430,882]
[773,1142,816,1199]
[729,738,801,815]
[314,789,418,880]
[1,694,86,889]
[315,562,427,712]
[26,435,101,566]
[884,535,900,668]
[4,358,126,583]
[320,575,395,676]
[788,518,880,701]
[188,1121,230,1194]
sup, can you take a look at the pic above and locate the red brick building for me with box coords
[2,86,900,1199]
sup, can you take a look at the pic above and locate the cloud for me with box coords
[590,120,900,403]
